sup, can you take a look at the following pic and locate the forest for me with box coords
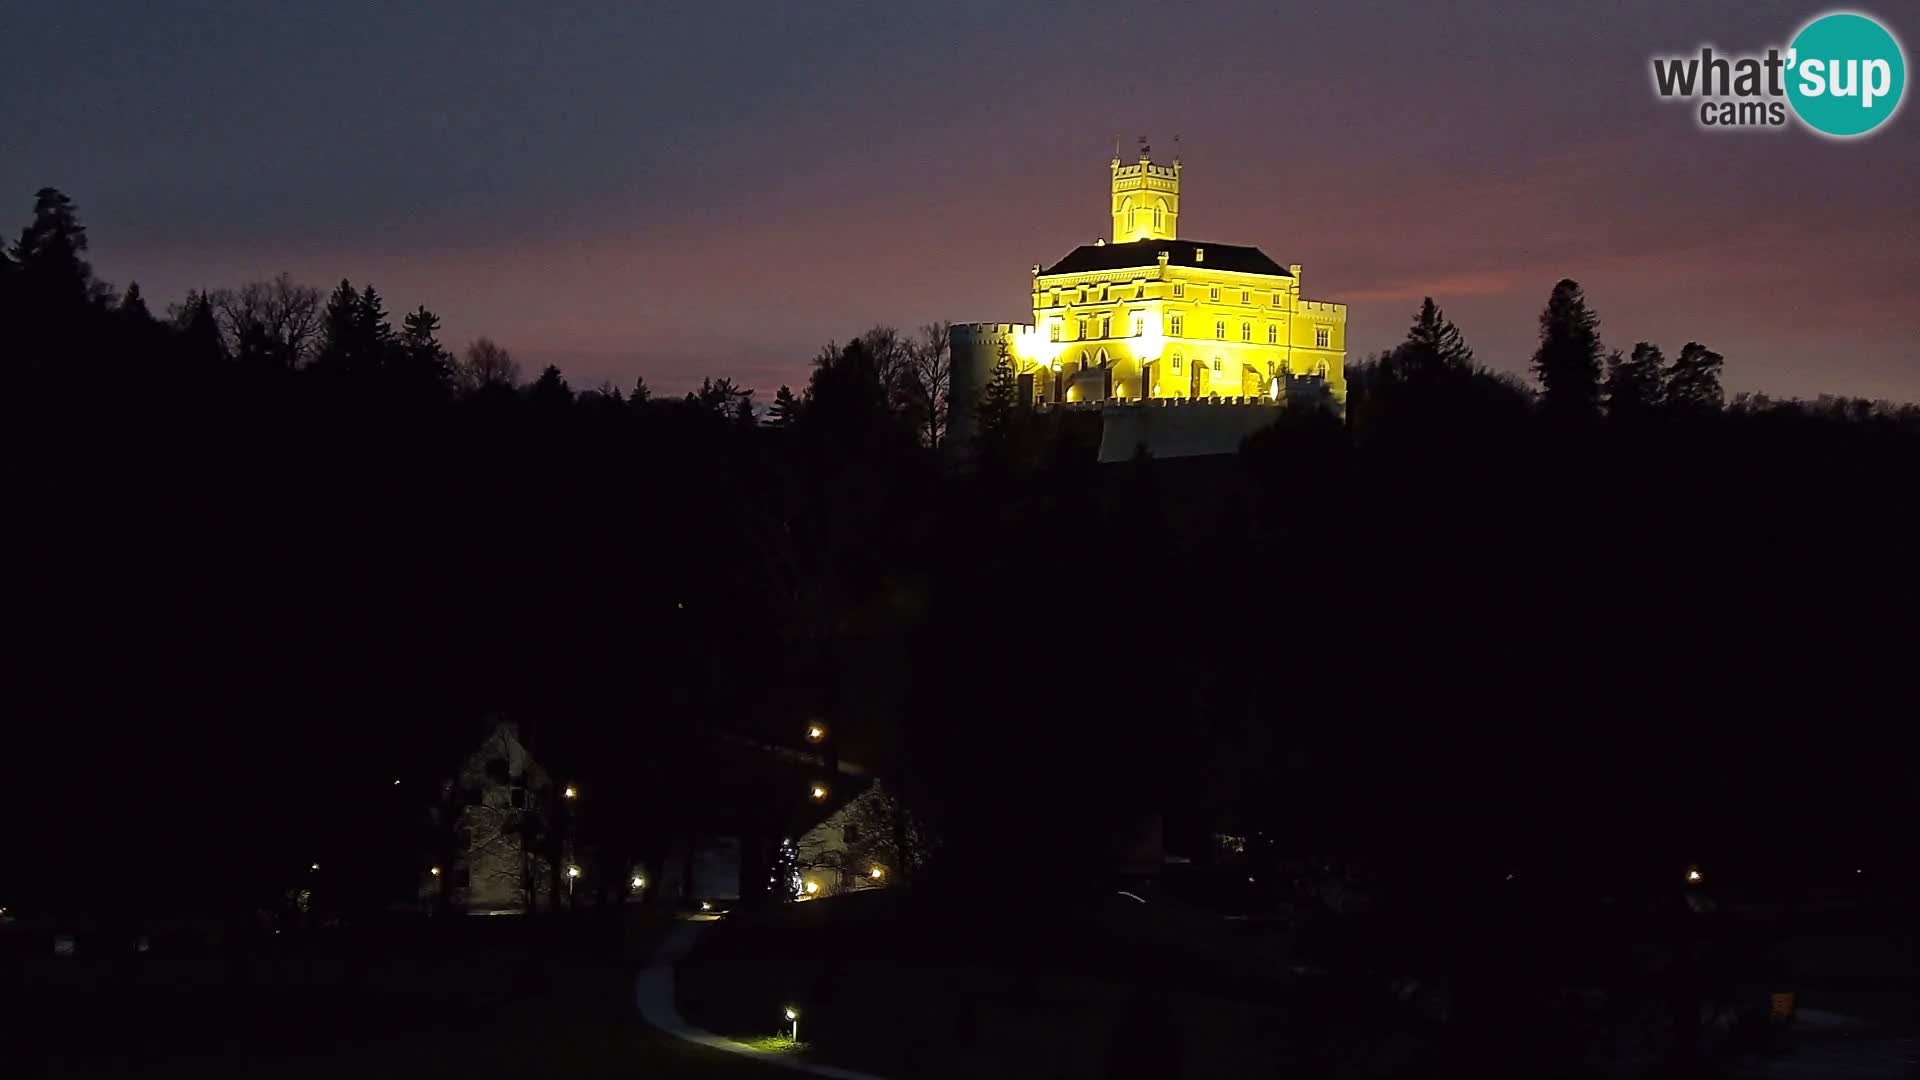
[5,184,1915,940]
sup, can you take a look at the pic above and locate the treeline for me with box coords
[3,186,1917,935]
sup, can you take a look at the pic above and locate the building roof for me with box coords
[1041,239,1292,278]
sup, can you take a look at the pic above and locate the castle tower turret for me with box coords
[1110,141,1180,243]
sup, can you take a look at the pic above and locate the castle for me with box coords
[950,147,1348,459]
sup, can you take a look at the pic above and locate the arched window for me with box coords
[1096,349,1109,367]
[1172,352,1183,373]
[1121,197,1133,226]
[1154,198,1166,230]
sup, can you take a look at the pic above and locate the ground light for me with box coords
[868,866,884,881]
[563,785,577,800]
[429,866,440,877]
[699,899,712,911]
[630,875,645,890]
[804,881,820,897]
[1686,867,1704,884]
[806,723,825,742]
[784,1006,800,1042]
[809,783,827,801]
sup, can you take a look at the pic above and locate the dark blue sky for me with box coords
[7,1,1916,399]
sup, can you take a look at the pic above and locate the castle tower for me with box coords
[1110,142,1180,243]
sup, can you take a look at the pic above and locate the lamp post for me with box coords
[784,1006,800,1043]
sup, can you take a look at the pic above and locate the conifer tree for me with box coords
[1604,343,1666,416]
[1531,279,1604,415]
[1664,342,1725,412]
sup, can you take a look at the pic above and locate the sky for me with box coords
[6,0,1917,400]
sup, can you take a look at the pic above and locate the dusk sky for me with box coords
[7,1,1917,400]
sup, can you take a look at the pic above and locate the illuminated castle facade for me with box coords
[951,149,1348,458]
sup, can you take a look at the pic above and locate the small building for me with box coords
[794,780,926,899]
[426,719,556,914]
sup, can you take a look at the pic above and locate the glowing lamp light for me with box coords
[631,875,645,890]
[429,866,441,877]
[567,865,581,879]
[699,900,712,911]
[563,785,577,800]
[784,1006,799,1021]
[310,863,319,871]
[804,880,820,895]
[868,866,885,881]
[809,784,828,801]
[1686,867,1703,884]
[805,724,825,742]
[784,1005,800,1041]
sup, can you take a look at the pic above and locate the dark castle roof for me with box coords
[1040,239,1292,278]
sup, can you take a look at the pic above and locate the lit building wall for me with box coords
[948,152,1348,453]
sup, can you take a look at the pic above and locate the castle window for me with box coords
[1173,283,1185,298]
[1172,353,1182,373]
[1050,324,1060,342]
[1268,324,1279,344]
[1241,290,1250,304]
[1078,288,1087,303]
[1099,316,1109,339]
[1209,286,1220,301]
[1078,316,1088,339]
[1241,322,1251,342]
[1273,292,1283,306]
[1132,315,1143,337]
[1316,326,1331,349]
[1212,357,1223,372]
[1214,319,1225,340]
[1170,314,1183,336]
[1154,199,1166,230]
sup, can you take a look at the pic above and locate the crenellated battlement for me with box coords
[1298,299,1346,316]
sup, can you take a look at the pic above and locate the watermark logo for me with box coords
[1651,10,1906,138]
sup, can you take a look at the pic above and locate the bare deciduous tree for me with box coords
[898,321,951,448]
[208,273,321,368]
[458,337,521,390]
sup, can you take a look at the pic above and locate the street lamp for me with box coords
[567,864,581,901]
[784,1005,800,1042]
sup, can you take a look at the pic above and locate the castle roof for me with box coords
[1040,239,1292,278]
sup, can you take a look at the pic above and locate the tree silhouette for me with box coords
[212,273,321,369]
[119,281,152,323]
[459,337,520,390]
[10,187,94,307]
[770,384,802,427]
[1605,343,1666,416]
[1531,278,1604,414]
[1665,341,1725,412]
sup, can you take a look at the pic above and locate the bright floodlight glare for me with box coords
[310,863,319,871]
[567,865,581,879]
[806,724,824,741]
[869,866,884,880]
[430,866,441,876]
[700,900,711,911]
[631,875,644,889]
[563,785,577,800]
[804,881,820,895]
[810,784,827,800]
[1686,868,1703,883]
[784,1007,799,1021]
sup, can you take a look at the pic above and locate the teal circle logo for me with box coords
[1786,12,1906,137]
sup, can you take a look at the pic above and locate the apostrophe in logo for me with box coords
[1785,12,1906,138]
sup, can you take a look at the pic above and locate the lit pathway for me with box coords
[634,916,890,1080]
